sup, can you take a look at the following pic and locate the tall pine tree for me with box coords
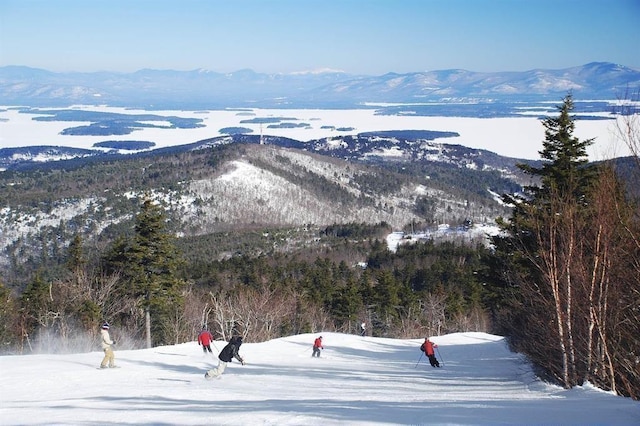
[488,93,595,388]
[104,198,186,347]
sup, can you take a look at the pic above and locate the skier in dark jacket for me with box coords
[420,337,440,367]
[205,336,245,379]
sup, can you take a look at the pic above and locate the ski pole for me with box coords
[414,352,423,368]
[436,347,445,367]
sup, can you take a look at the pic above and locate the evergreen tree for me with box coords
[18,272,51,348]
[518,92,595,201]
[0,281,19,352]
[104,199,186,347]
[329,277,363,332]
[487,94,600,388]
[65,234,86,273]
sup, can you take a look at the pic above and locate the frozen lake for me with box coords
[0,105,630,161]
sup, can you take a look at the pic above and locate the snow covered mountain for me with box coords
[1,62,638,108]
[314,62,640,104]
[2,332,638,425]
[0,142,516,269]
[0,130,525,174]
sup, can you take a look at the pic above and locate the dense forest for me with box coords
[0,95,638,399]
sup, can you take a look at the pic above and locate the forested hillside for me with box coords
[0,141,514,288]
[0,137,514,356]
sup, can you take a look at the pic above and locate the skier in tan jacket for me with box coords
[99,322,117,368]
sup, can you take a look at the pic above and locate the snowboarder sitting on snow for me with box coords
[420,337,440,368]
[198,325,214,354]
[205,335,245,379]
[99,322,117,368]
[312,336,324,357]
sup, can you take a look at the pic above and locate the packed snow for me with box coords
[386,224,501,253]
[0,106,630,161]
[1,332,638,425]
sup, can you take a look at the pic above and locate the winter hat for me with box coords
[101,322,110,330]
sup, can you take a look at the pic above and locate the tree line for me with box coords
[0,213,491,353]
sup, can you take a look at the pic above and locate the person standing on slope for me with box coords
[99,322,117,369]
[198,325,214,355]
[205,335,245,379]
[312,336,324,357]
[420,337,440,367]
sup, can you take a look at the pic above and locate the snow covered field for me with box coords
[1,332,638,425]
[0,106,629,161]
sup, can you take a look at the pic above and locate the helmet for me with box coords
[101,322,110,330]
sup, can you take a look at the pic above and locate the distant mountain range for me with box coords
[1,62,639,109]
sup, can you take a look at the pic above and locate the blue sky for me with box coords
[1,0,639,75]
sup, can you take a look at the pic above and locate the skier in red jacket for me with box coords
[420,337,440,367]
[198,325,214,354]
[312,336,324,357]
